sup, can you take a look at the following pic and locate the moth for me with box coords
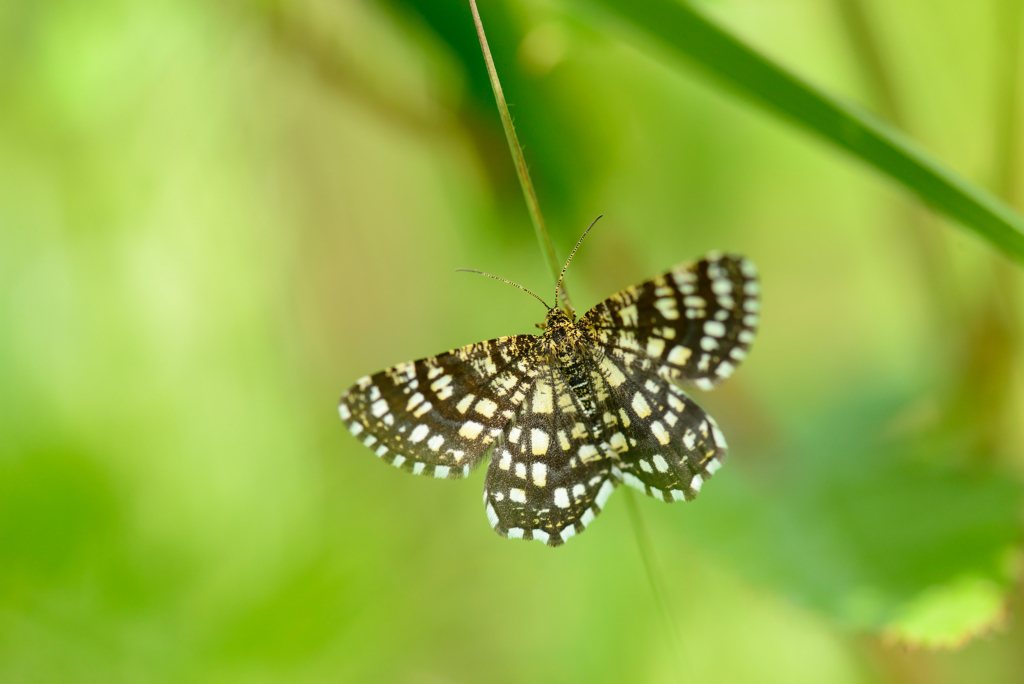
[339,227,758,545]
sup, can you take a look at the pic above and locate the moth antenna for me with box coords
[554,215,602,310]
[456,269,550,309]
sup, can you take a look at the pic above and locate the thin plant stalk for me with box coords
[468,0,574,314]
[623,487,688,683]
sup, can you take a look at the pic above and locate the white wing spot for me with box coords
[618,408,631,428]
[716,361,736,378]
[646,337,665,358]
[474,398,499,418]
[739,330,756,344]
[532,462,547,487]
[610,432,627,453]
[455,393,475,413]
[691,474,704,491]
[600,357,627,387]
[510,488,527,503]
[596,480,615,508]
[412,462,425,475]
[515,462,526,479]
[580,508,596,528]
[668,346,692,365]
[712,278,732,295]
[560,525,576,542]
[533,529,550,544]
[434,465,450,478]
[640,459,654,473]
[498,449,512,470]
[413,401,432,418]
[632,393,652,419]
[617,304,639,327]
[338,403,351,420]
[531,381,553,414]
[684,295,706,308]
[711,422,728,449]
[508,427,522,443]
[507,527,524,539]
[392,455,405,468]
[573,483,586,498]
[653,454,670,472]
[578,444,599,462]
[409,425,430,443]
[694,378,715,391]
[667,393,685,412]
[348,422,364,436]
[557,429,570,450]
[554,487,570,508]
[430,374,452,393]
[459,421,484,440]
[706,458,722,475]
[531,429,550,455]
[654,297,679,320]
[704,320,726,337]
[427,434,444,452]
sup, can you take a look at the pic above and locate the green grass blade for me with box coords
[572,0,1024,264]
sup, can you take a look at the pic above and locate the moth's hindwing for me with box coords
[339,335,541,479]
[483,362,619,546]
[590,349,725,501]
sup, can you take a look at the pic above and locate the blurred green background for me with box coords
[3,0,1024,681]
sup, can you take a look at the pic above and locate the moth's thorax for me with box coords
[541,307,598,418]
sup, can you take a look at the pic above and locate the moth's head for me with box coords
[543,307,573,334]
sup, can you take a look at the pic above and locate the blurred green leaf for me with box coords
[675,392,1023,646]
[882,575,1010,649]
[570,0,1024,265]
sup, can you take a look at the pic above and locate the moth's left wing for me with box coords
[340,335,541,479]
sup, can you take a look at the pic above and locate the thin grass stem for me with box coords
[468,0,574,314]
[623,487,687,684]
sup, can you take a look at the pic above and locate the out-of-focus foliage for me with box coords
[2,0,1024,682]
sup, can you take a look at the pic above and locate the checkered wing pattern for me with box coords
[339,336,541,479]
[582,252,759,391]
[590,349,725,501]
[483,362,619,546]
